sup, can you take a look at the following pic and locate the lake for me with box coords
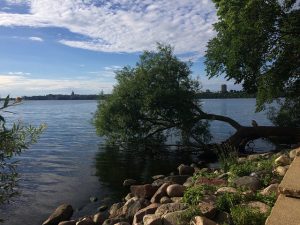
[0,99,273,225]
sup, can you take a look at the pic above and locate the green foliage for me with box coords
[179,206,201,223]
[183,185,216,205]
[231,205,268,225]
[248,192,277,207]
[215,144,238,172]
[205,0,300,127]
[94,44,211,145]
[216,192,243,212]
[0,96,45,204]
[229,160,257,177]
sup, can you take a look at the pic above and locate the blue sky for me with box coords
[0,0,240,97]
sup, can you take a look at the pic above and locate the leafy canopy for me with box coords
[94,44,210,145]
[205,0,300,127]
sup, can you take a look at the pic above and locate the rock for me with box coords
[160,196,172,204]
[195,177,227,186]
[183,177,194,187]
[178,164,195,175]
[131,184,158,199]
[217,173,228,179]
[58,221,76,225]
[122,197,150,220]
[190,216,218,225]
[76,217,94,225]
[275,166,288,176]
[275,155,291,166]
[125,193,134,201]
[289,149,297,159]
[170,197,183,203]
[247,154,262,161]
[166,184,186,197]
[165,175,189,185]
[114,223,130,225]
[152,178,167,187]
[151,183,170,203]
[123,179,137,186]
[143,214,162,225]
[215,187,237,195]
[237,157,247,163]
[109,202,124,218]
[152,175,165,180]
[102,217,129,225]
[97,205,108,212]
[198,201,217,219]
[42,204,74,225]
[133,203,160,224]
[247,201,271,214]
[155,203,188,216]
[93,212,105,224]
[162,210,189,225]
[260,183,279,195]
[89,196,98,202]
[233,176,261,191]
[214,211,230,225]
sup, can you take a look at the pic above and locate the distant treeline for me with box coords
[21,94,110,100]
[197,91,256,99]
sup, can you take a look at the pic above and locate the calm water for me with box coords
[0,99,273,225]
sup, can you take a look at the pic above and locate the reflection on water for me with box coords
[94,145,202,200]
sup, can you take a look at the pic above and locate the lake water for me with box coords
[0,99,273,225]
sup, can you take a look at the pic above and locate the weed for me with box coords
[214,143,238,172]
[231,205,268,225]
[216,192,244,212]
[183,185,216,205]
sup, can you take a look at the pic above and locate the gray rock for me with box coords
[165,175,189,185]
[152,178,167,187]
[155,203,188,216]
[122,197,150,220]
[178,164,195,175]
[123,179,137,186]
[166,184,186,197]
[233,176,261,191]
[109,202,124,218]
[260,183,279,195]
[151,183,170,203]
[160,196,172,204]
[131,184,158,199]
[42,204,73,225]
[215,187,237,195]
[133,203,160,224]
[162,210,189,225]
[143,214,162,225]
[102,217,129,225]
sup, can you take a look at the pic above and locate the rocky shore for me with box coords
[42,147,300,225]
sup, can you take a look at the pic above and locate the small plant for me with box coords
[231,205,268,225]
[215,143,238,172]
[183,185,216,205]
[229,160,257,178]
[249,192,277,207]
[179,206,202,223]
[216,192,244,212]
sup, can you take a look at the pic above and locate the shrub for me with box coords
[216,192,244,212]
[229,160,257,178]
[231,205,268,225]
[183,185,216,205]
[215,143,238,172]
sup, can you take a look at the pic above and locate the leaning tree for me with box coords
[94,44,299,151]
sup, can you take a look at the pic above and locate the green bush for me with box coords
[215,144,238,172]
[179,206,201,223]
[183,185,216,205]
[229,160,257,177]
[216,192,244,212]
[231,205,268,225]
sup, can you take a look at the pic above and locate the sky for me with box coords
[0,0,240,97]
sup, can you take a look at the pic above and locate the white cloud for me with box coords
[8,71,31,75]
[0,74,115,97]
[0,0,217,58]
[29,36,43,42]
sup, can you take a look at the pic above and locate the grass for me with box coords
[179,206,202,223]
[231,205,269,225]
[214,143,239,172]
[183,184,216,205]
[216,192,244,212]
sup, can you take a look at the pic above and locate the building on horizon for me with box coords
[221,84,227,93]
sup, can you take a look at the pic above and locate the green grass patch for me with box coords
[183,184,217,205]
[231,205,269,225]
[216,192,244,212]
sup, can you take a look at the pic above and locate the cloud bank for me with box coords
[0,0,217,59]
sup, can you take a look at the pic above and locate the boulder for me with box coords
[260,183,279,195]
[166,184,186,197]
[247,201,270,214]
[190,216,218,225]
[170,197,183,203]
[143,214,162,225]
[275,166,288,176]
[165,175,189,185]
[152,179,167,187]
[123,179,137,186]
[162,210,189,225]
[133,203,160,224]
[151,183,170,203]
[131,184,158,199]
[42,204,74,225]
[289,149,297,159]
[125,193,134,201]
[215,187,237,195]
[183,177,194,187]
[198,201,217,219]
[214,211,230,225]
[58,221,76,225]
[233,176,261,191]
[160,196,172,204]
[102,217,129,225]
[152,175,165,180]
[93,212,105,224]
[97,205,108,212]
[109,202,124,218]
[114,223,130,225]
[275,155,291,166]
[178,164,195,175]
[76,217,94,225]
[247,154,262,161]
[122,197,150,220]
[155,203,188,216]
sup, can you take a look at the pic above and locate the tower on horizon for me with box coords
[221,84,227,93]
